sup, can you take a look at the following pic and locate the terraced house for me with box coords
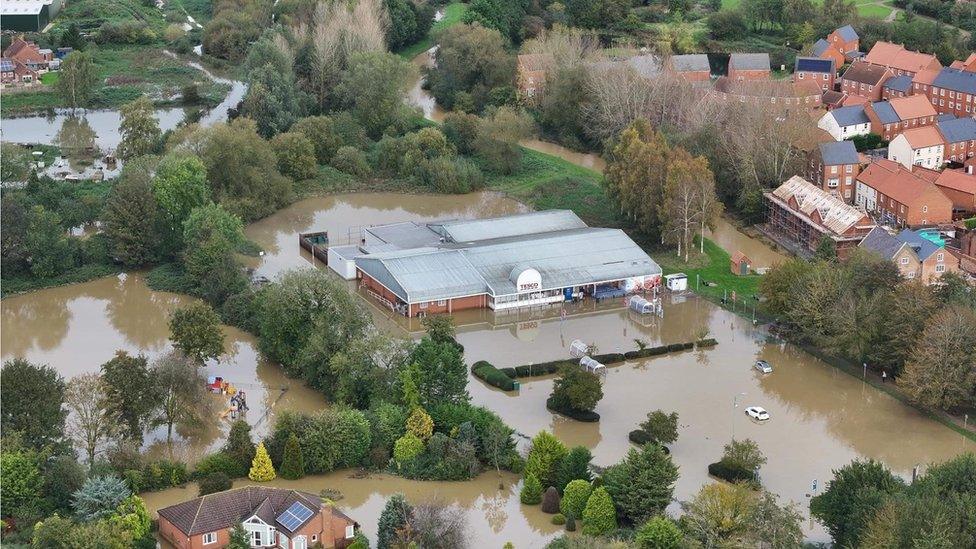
[855,159,953,227]
[863,41,942,77]
[914,67,976,117]
[864,95,938,141]
[793,57,835,91]
[807,141,861,201]
[839,62,892,102]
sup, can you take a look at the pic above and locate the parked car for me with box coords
[754,360,773,374]
[745,406,770,421]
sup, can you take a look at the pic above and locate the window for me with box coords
[203,533,218,545]
[900,257,909,265]
[907,272,916,278]
[253,531,262,546]
[437,299,447,306]
[936,264,946,273]
[345,525,355,539]
[937,252,944,262]
[312,535,317,542]
[922,205,928,213]
[845,165,853,173]
[418,302,428,309]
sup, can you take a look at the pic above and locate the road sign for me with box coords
[811,479,818,492]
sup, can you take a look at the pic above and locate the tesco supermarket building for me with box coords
[328,210,662,317]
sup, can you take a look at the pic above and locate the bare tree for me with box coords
[150,351,213,442]
[404,499,470,549]
[659,148,702,261]
[693,163,723,254]
[66,373,120,464]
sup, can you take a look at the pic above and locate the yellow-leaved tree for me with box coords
[249,442,276,482]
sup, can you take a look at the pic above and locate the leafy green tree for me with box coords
[1,142,32,183]
[405,407,434,441]
[271,131,317,181]
[43,455,87,513]
[814,235,837,261]
[331,146,372,177]
[337,52,416,139]
[565,0,630,29]
[198,472,232,496]
[1,194,31,275]
[757,258,811,317]
[639,411,679,445]
[428,24,515,112]
[900,305,976,411]
[26,205,72,278]
[100,351,154,442]
[149,352,209,442]
[65,373,119,464]
[463,0,527,42]
[581,486,616,535]
[520,472,544,504]
[385,0,431,50]
[242,65,310,138]
[810,459,906,548]
[602,443,679,525]
[377,493,412,549]
[556,446,593,491]
[223,420,256,478]
[292,114,368,165]
[421,315,457,344]
[406,338,470,407]
[549,365,603,413]
[604,120,671,241]
[152,153,210,249]
[182,203,248,304]
[473,106,535,174]
[560,479,592,519]
[117,96,161,160]
[72,475,131,521]
[680,482,755,546]
[248,442,276,481]
[634,516,683,549]
[525,431,568,490]
[56,51,98,108]
[0,450,43,517]
[227,523,251,549]
[109,495,152,541]
[751,490,804,549]
[169,303,225,365]
[721,438,766,475]
[393,433,424,466]
[279,433,305,480]
[102,157,162,267]
[1,359,67,451]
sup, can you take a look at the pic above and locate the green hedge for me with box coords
[707,460,755,484]
[471,360,516,391]
[698,338,718,348]
[591,353,626,364]
[547,397,601,422]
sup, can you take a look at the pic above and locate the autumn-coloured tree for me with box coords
[900,305,976,411]
[604,120,670,240]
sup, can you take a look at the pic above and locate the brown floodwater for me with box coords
[142,470,563,548]
[705,217,788,269]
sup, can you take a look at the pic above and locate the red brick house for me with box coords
[934,168,976,218]
[710,77,822,108]
[157,487,358,549]
[764,175,876,258]
[839,62,892,101]
[668,54,711,82]
[951,53,976,73]
[936,116,976,163]
[881,75,912,100]
[812,39,846,69]
[854,159,953,227]
[728,53,770,81]
[826,25,859,58]
[917,68,976,117]
[863,41,942,77]
[794,57,835,91]
[864,95,938,141]
[3,36,52,72]
[807,140,861,202]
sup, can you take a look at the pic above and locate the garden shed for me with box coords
[730,251,752,276]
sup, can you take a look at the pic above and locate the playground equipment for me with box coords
[579,356,607,376]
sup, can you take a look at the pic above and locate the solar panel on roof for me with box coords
[276,501,313,531]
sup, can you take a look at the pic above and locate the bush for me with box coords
[551,513,566,525]
[393,433,425,467]
[520,473,543,505]
[549,365,603,415]
[471,361,516,391]
[634,516,683,549]
[707,460,756,484]
[422,156,485,194]
[697,338,718,348]
[565,513,577,531]
[581,487,616,535]
[591,353,625,364]
[331,146,371,177]
[561,480,592,518]
[198,472,232,496]
[629,430,651,445]
[193,452,242,479]
[500,367,517,378]
[547,397,601,422]
[542,486,561,513]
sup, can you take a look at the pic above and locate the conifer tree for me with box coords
[248,442,276,481]
[279,433,305,480]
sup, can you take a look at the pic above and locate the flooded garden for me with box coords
[3,190,974,546]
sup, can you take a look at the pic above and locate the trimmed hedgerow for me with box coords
[471,361,516,391]
[697,338,718,348]
[707,460,755,484]
[591,353,626,364]
[547,397,600,422]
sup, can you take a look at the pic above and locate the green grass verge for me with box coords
[857,4,893,18]
[397,2,469,59]
[483,148,620,227]
[650,236,761,303]
[40,72,59,85]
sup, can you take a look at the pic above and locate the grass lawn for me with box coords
[40,72,59,85]
[397,2,469,59]
[651,236,762,304]
[857,3,893,18]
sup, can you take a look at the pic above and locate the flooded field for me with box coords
[142,470,561,548]
[705,217,788,269]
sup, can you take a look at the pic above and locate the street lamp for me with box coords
[731,392,746,440]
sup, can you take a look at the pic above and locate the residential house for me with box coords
[919,68,976,117]
[516,53,552,100]
[668,54,711,82]
[813,39,845,68]
[821,89,848,110]
[711,77,822,108]
[839,62,891,101]
[897,228,960,282]
[933,168,976,217]
[794,57,835,91]
[859,226,923,280]
[950,53,976,73]
[855,159,953,227]
[888,126,945,169]
[3,36,52,72]
[863,41,942,77]
[157,487,358,549]
[936,116,976,163]
[864,95,938,141]
[728,53,770,81]
[881,75,912,100]
[817,104,871,140]
[764,175,876,258]
[807,140,862,201]
[826,24,859,58]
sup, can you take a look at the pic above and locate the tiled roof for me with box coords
[883,74,912,92]
[889,94,938,120]
[819,141,860,165]
[864,41,941,74]
[795,56,834,74]
[627,54,662,78]
[157,487,324,536]
[812,39,831,57]
[834,24,859,43]
[841,62,890,85]
[870,101,900,124]
[768,176,870,235]
[934,169,976,195]
[859,226,907,260]
[857,160,939,206]
[913,69,939,86]
[670,54,710,72]
[900,126,944,149]
[831,104,870,127]
[822,90,846,105]
[937,116,976,144]
[730,53,770,71]
[898,229,941,260]
[932,67,976,95]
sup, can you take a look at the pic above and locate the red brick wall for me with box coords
[944,140,976,163]
[936,185,976,214]
[408,294,486,317]
[728,68,770,81]
[841,77,884,101]
[679,70,711,82]
[905,185,953,226]
[158,517,230,549]
[796,71,834,91]
[923,86,976,117]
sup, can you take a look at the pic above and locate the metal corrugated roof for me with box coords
[432,210,586,243]
[364,221,444,249]
[0,0,48,15]
[356,248,486,302]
